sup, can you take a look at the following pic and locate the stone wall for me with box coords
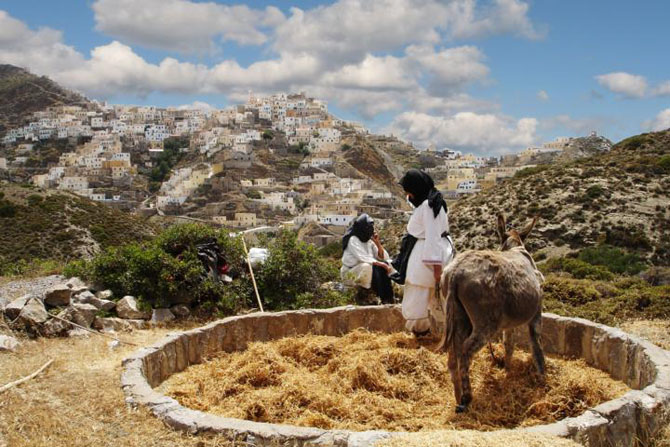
[121,306,670,447]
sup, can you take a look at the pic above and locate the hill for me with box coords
[0,64,90,136]
[0,183,156,269]
[448,130,670,265]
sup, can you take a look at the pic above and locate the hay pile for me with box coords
[162,330,629,431]
[378,430,582,447]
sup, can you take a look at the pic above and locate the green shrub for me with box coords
[514,165,548,178]
[543,257,614,281]
[577,245,647,275]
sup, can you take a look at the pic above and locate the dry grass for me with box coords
[0,329,234,447]
[377,429,581,447]
[621,319,670,351]
[162,330,629,432]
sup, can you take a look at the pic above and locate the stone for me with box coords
[116,296,150,320]
[67,328,91,338]
[4,295,31,320]
[0,334,20,352]
[95,290,113,300]
[72,290,95,302]
[93,317,147,332]
[0,295,11,312]
[151,308,175,324]
[42,313,72,337]
[43,285,72,307]
[69,303,98,328]
[65,277,89,294]
[18,297,48,325]
[75,292,115,311]
[170,304,190,318]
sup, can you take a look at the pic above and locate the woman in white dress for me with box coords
[398,170,455,335]
[341,214,395,303]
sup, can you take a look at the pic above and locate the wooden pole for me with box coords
[0,359,53,393]
[240,234,264,313]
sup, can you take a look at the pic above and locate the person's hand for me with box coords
[374,261,391,273]
[372,232,381,245]
[433,264,442,282]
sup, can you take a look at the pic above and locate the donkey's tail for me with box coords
[437,269,459,351]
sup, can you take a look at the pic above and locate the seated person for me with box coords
[340,214,394,304]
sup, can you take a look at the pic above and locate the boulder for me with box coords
[17,298,49,326]
[151,308,175,324]
[0,334,20,352]
[44,285,72,307]
[68,303,98,328]
[67,328,91,338]
[170,304,191,318]
[116,296,150,320]
[65,277,89,294]
[0,295,10,312]
[4,295,31,320]
[95,290,113,300]
[93,317,147,332]
[41,313,71,337]
[74,291,115,311]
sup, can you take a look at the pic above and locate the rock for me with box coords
[0,335,20,352]
[170,304,191,318]
[68,303,98,328]
[65,277,89,294]
[18,298,48,326]
[93,317,147,332]
[151,308,175,324]
[41,313,71,337]
[43,285,72,307]
[0,296,10,312]
[74,291,115,311]
[108,340,121,350]
[4,295,31,320]
[116,296,150,320]
[67,328,91,338]
[95,290,113,300]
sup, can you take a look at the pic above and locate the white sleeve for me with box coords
[422,205,443,265]
[347,237,378,265]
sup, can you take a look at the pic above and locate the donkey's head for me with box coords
[496,213,537,251]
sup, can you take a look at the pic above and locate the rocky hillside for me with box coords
[0,184,156,266]
[448,130,670,265]
[0,64,91,136]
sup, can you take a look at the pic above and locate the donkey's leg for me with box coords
[448,345,462,405]
[503,330,515,369]
[528,311,546,375]
[457,327,494,412]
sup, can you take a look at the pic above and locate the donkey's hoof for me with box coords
[455,404,468,413]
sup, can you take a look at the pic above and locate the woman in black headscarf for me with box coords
[341,214,394,303]
[397,169,455,336]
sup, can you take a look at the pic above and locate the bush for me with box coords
[255,230,340,310]
[514,165,548,178]
[577,245,647,275]
[543,257,614,281]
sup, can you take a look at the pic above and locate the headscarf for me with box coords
[342,213,375,251]
[399,169,447,218]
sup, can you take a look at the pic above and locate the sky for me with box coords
[1,0,669,156]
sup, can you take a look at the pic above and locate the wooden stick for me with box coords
[0,359,53,393]
[48,314,139,346]
[240,235,264,313]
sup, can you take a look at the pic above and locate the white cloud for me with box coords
[652,81,670,97]
[176,101,216,112]
[447,0,544,40]
[537,90,549,101]
[643,109,670,132]
[321,54,416,90]
[406,45,489,94]
[385,111,538,154]
[92,0,284,53]
[0,10,84,75]
[595,72,648,98]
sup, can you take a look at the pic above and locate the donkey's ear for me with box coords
[519,216,538,241]
[496,213,507,243]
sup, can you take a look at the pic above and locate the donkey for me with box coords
[440,214,545,413]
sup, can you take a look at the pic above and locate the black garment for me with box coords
[342,213,375,251]
[390,231,452,285]
[389,233,418,285]
[399,169,447,218]
[371,264,394,304]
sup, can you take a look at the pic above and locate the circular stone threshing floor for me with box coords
[160,329,630,432]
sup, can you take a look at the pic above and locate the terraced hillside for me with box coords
[448,130,670,265]
[0,184,156,266]
[0,64,91,137]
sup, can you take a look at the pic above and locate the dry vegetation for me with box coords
[162,330,628,432]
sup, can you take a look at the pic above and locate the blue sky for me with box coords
[1,0,669,155]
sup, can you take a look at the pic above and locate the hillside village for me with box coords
[0,69,612,246]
